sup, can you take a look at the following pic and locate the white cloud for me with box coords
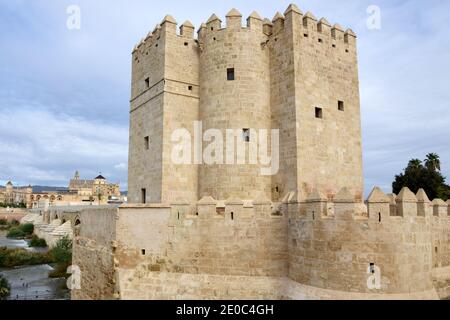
[0,0,449,196]
[114,163,127,170]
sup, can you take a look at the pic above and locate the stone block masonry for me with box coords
[70,5,450,300]
[128,4,363,205]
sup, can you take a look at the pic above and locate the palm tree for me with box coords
[408,159,422,170]
[425,153,441,172]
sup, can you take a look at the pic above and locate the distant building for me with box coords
[0,171,122,209]
[29,171,121,208]
[0,181,32,207]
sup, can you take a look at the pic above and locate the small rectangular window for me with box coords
[318,38,323,43]
[141,188,146,204]
[144,136,150,150]
[242,128,250,142]
[227,68,235,81]
[338,100,345,111]
[145,77,150,88]
[304,33,308,38]
[141,249,146,256]
[188,85,193,91]
[315,107,323,119]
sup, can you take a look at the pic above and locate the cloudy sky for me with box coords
[0,0,449,195]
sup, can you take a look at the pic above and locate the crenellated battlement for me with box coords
[161,186,449,228]
[132,4,357,55]
[72,187,450,299]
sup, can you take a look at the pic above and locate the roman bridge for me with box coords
[20,205,118,247]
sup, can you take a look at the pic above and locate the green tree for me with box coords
[425,153,441,172]
[50,236,72,264]
[49,237,73,278]
[393,153,449,201]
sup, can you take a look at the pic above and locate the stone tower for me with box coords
[128,4,364,204]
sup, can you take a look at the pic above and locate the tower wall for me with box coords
[269,12,299,202]
[128,17,200,204]
[128,25,165,204]
[160,18,200,203]
[198,14,272,200]
[292,13,364,200]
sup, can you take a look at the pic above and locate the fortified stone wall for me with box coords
[71,187,449,300]
[72,206,119,300]
[198,11,272,200]
[288,187,435,294]
[128,5,364,205]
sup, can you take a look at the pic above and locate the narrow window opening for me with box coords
[188,85,193,91]
[213,37,216,41]
[227,68,235,81]
[275,187,279,193]
[312,211,315,220]
[155,43,158,47]
[177,212,180,220]
[141,188,146,204]
[195,212,199,216]
[184,42,188,46]
[436,247,438,253]
[145,77,150,88]
[370,263,375,274]
[338,100,345,111]
[211,27,214,31]
[378,213,382,223]
[141,249,146,256]
[231,212,234,220]
[315,107,323,119]
[144,136,150,150]
[318,38,323,43]
[332,44,336,48]
[303,33,308,38]
[242,128,250,142]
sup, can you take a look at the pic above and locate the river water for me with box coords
[0,231,70,300]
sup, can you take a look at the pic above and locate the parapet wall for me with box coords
[70,187,449,300]
[132,5,356,55]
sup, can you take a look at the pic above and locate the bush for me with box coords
[0,219,7,226]
[50,237,72,264]
[7,227,26,239]
[0,247,54,268]
[19,223,34,235]
[29,235,47,248]
[48,237,73,279]
[6,223,34,239]
[0,275,10,300]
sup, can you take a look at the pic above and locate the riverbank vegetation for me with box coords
[29,235,47,248]
[0,202,26,208]
[0,275,10,300]
[49,237,72,278]
[0,219,19,231]
[0,247,53,268]
[6,223,34,239]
